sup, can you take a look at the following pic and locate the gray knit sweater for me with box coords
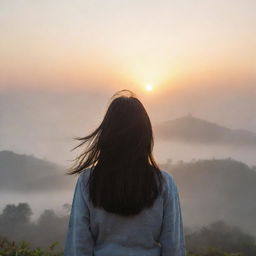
[64,168,186,256]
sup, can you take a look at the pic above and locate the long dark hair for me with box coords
[66,89,164,217]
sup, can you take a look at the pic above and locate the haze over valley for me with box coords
[1,0,256,253]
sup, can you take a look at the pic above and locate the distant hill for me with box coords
[160,158,256,236]
[1,150,256,236]
[0,150,75,192]
[154,114,256,146]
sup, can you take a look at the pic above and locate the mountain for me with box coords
[0,150,75,192]
[160,158,256,236]
[1,150,256,236]
[154,114,256,146]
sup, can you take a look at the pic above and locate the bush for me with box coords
[0,237,63,256]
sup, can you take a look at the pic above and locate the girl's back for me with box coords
[64,168,185,256]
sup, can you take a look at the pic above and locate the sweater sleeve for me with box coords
[159,174,186,256]
[64,172,94,256]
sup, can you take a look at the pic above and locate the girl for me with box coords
[64,89,185,256]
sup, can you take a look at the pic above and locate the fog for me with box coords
[1,85,256,166]
[1,0,256,253]
[1,86,256,252]
[0,191,72,222]
[154,141,256,166]
[1,86,256,215]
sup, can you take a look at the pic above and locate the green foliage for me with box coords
[0,237,251,256]
[0,237,63,256]
[186,247,244,256]
[0,203,68,250]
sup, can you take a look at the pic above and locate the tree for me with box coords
[0,203,32,226]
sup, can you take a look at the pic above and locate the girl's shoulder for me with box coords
[159,169,178,197]
[77,168,92,188]
[159,169,175,185]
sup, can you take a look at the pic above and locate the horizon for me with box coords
[1,1,256,163]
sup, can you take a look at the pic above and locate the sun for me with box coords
[145,84,153,91]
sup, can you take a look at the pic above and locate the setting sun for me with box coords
[145,84,153,91]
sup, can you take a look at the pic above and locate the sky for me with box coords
[0,0,255,95]
[0,0,256,166]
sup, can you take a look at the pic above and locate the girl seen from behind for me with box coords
[64,89,186,256]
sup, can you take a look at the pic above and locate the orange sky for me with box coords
[0,0,255,95]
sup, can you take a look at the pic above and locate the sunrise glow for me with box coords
[146,84,153,91]
[0,1,254,93]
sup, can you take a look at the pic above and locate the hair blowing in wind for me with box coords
[65,89,164,217]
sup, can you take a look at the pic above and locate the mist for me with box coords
[1,85,256,166]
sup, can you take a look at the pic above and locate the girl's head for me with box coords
[66,89,164,216]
